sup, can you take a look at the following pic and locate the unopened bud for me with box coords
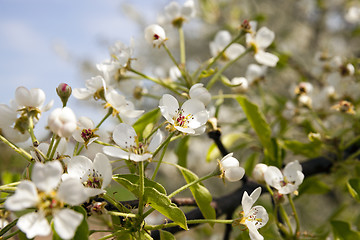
[252,163,268,183]
[56,83,72,107]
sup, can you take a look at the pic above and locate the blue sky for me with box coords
[0,0,168,106]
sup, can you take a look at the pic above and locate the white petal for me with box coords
[224,167,245,182]
[264,166,283,190]
[0,104,17,126]
[29,88,45,107]
[241,191,252,215]
[15,86,30,107]
[32,161,63,192]
[221,154,239,169]
[105,90,126,108]
[159,94,179,121]
[113,123,137,149]
[255,27,275,49]
[93,153,112,188]
[17,212,51,239]
[67,155,93,180]
[225,43,245,60]
[103,146,129,159]
[57,178,88,205]
[246,64,267,83]
[247,221,264,240]
[174,125,195,134]
[53,209,83,240]
[214,30,231,48]
[129,153,153,162]
[181,0,195,18]
[182,99,205,116]
[4,181,38,211]
[72,88,93,100]
[254,51,279,67]
[248,206,269,228]
[249,187,262,204]
[283,160,302,181]
[189,83,211,106]
[148,130,164,152]
[144,24,166,46]
[165,1,181,19]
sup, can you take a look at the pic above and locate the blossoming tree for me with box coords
[1,0,360,239]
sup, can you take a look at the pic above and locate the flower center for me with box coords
[173,108,193,128]
[37,191,64,216]
[81,128,95,142]
[83,169,103,189]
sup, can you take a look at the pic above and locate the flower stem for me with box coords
[138,161,145,216]
[46,133,56,158]
[106,211,137,218]
[288,195,300,238]
[151,132,175,180]
[206,32,244,70]
[0,134,32,162]
[206,48,250,90]
[96,108,113,128]
[27,116,38,146]
[168,171,218,198]
[279,204,294,236]
[178,26,186,66]
[102,193,128,213]
[129,68,183,96]
[48,136,61,161]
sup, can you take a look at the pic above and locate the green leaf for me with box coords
[331,220,360,240]
[282,139,322,158]
[175,135,190,168]
[112,174,166,195]
[159,230,176,240]
[236,96,276,166]
[113,174,187,230]
[72,206,89,240]
[298,176,331,195]
[144,187,188,230]
[0,219,18,237]
[133,108,161,139]
[347,178,360,201]
[178,167,216,223]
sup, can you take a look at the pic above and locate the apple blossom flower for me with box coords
[103,123,163,162]
[48,107,77,138]
[30,140,68,162]
[62,153,112,197]
[252,163,268,184]
[189,83,211,106]
[0,86,53,143]
[73,76,107,101]
[145,24,167,47]
[164,0,196,27]
[108,40,133,68]
[159,94,209,135]
[297,94,312,108]
[331,100,355,114]
[246,26,279,67]
[264,160,304,195]
[210,30,245,61]
[237,187,269,240]
[220,153,245,182]
[4,161,88,239]
[72,116,99,147]
[245,64,267,84]
[294,82,313,96]
[104,89,144,124]
[169,66,182,82]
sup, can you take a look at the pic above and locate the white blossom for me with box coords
[210,30,245,61]
[48,107,77,138]
[264,160,304,195]
[246,26,279,67]
[145,24,167,47]
[252,163,268,183]
[220,153,245,182]
[240,187,269,240]
[345,6,360,24]
[62,153,112,197]
[164,0,196,27]
[4,161,88,239]
[103,123,163,162]
[231,77,249,92]
[159,94,209,135]
[73,76,107,100]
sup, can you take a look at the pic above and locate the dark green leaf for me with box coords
[283,139,322,158]
[347,178,360,201]
[331,220,360,240]
[159,230,175,240]
[0,219,18,237]
[113,174,167,195]
[236,96,275,166]
[298,176,331,195]
[144,187,188,230]
[178,167,216,223]
[244,153,259,176]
